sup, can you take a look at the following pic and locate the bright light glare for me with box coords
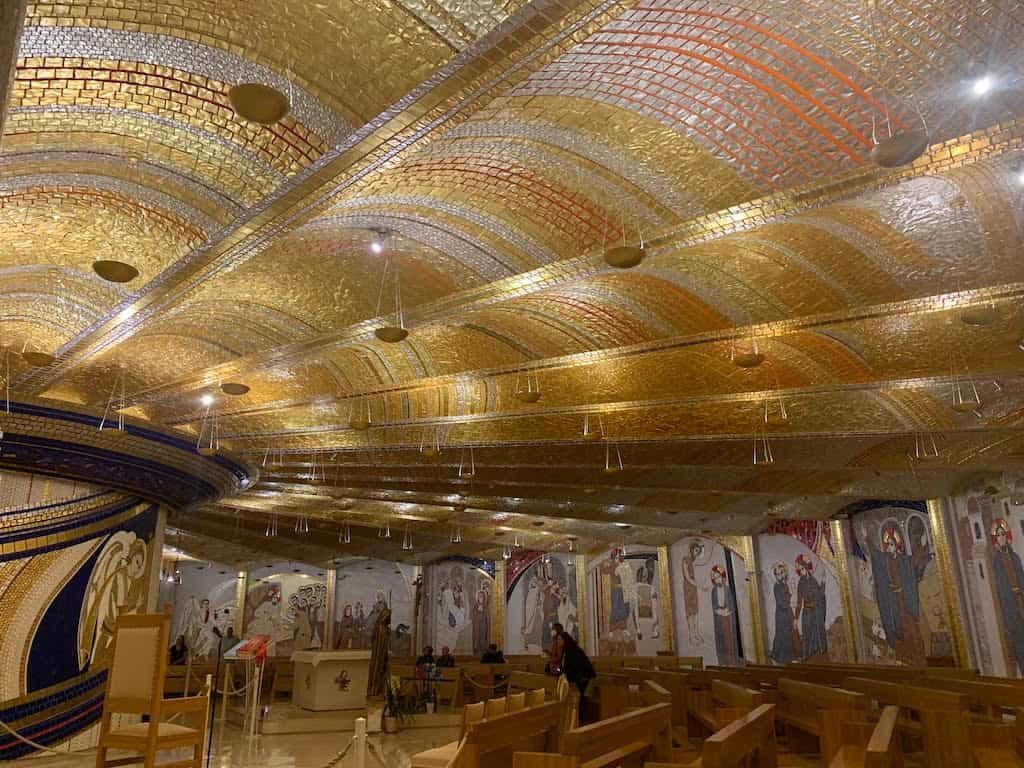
[370,241,383,254]
[200,393,214,406]
[972,75,994,96]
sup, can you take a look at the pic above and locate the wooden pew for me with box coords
[689,679,764,735]
[842,677,972,768]
[829,705,902,768]
[621,668,691,745]
[438,667,465,708]
[164,664,218,696]
[514,703,673,768]
[918,676,1024,721]
[449,699,568,768]
[508,671,561,699]
[645,703,779,768]
[776,678,865,757]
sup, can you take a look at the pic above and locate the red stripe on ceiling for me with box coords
[630,6,907,132]
[572,40,865,162]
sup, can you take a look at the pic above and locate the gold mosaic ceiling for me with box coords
[2,0,1024,566]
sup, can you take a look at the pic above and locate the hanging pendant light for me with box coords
[349,397,372,431]
[373,235,409,343]
[909,432,940,462]
[951,375,982,413]
[582,413,603,442]
[604,209,645,269]
[514,369,542,403]
[731,339,765,368]
[420,426,442,457]
[763,397,789,427]
[458,446,476,478]
[753,427,775,465]
[402,524,414,552]
[339,520,352,544]
[98,368,127,432]
[604,441,624,474]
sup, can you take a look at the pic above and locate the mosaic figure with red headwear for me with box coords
[794,554,827,661]
[709,565,739,665]
[869,523,925,665]
[991,518,1024,674]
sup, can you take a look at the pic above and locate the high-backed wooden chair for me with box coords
[508,691,527,713]
[486,696,508,718]
[95,613,211,768]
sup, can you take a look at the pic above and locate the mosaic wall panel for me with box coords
[948,486,1024,677]
[422,557,495,656]
[845,501,953,665]
[332,559,417,657]
[586,546,667,656]
[756,521,850,664]
[504,551,580,654]
[0,483,159,759]
[668,536,751,667]
[243,562,328,658]
[159,561,240,662]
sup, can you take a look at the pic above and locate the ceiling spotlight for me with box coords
[200,393,214,407]
[972,74,994,96]
[370,240,384,254]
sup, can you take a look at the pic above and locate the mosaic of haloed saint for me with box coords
[948,493,1024,676]
[587,546,662,655]
[757,521,848,664]
[425,558,494,655]
[846,502,951,665]
[670,536,749,666]
[505,552,579,653]
[333,560,416,657]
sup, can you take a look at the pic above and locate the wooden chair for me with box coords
[486,696,508,718]
[508,691,527,713]
[525,688,547,707]
[95,613,211,768]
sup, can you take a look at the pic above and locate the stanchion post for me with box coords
[354,717,367,768]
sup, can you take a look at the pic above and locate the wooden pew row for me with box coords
[164,664,218,696]
[620,668,691,745]
[828,705,902,768]
[448,699,570,768]
[775,678,865,758]
[689,680,765,735]
[513,703,674,768]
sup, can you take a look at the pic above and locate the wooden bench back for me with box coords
[842,677,972,768]
[712,679,765,710]
[618,668,689,737]
[559,702,673,766]
[699,703,778,768]
[778,678,863,711]
[453,699,567,768]
[508,671,559,697]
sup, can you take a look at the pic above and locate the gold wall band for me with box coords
[575,553,588,649]
[657,545,674,654]
[928,498,971,668]
[234,570,248,635]
[324,568,337,650]
[830,519,860,663]
[734,535,766,664]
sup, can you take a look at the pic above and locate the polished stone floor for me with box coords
[25,722,462,768]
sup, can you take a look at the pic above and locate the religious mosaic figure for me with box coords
[336,604,356,649]
[795,554,827,661]
[869,525,925,665]
[991,518,1024,675]
[366,598,391,697]
[471,586,490,655]
[78,533,148,668]
[710,565,739,665]
[681,541,705,645]
[770,562,799,664]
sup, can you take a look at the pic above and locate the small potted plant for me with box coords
[382,674,413,733]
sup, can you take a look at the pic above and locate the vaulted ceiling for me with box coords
[2,0,1024,567]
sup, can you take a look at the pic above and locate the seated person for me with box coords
[545,624,564,675]
[436,645,456,667]
[480,643,506,663]
[415,645,435,666]
[169,635,189,665]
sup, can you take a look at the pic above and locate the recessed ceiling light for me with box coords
[200,393,214,406]
[371,241,383,254]
[228,83,290,124]
[972,74,994,96]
